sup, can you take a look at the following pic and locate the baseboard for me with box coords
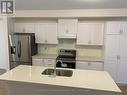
[117,83,127,86]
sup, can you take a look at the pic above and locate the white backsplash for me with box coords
[38,44,58,55]
[38,39,103,58]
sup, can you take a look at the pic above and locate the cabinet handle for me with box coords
[117,55,120,60]
[66,29,69,33]
[88,62,91,66]
[45,40,47,43]
[120,29,123,34]
[23,28,25,32]
[88,40,91,45]
[48,60,53,61]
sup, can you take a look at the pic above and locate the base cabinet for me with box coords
[76,61,103,71]
[6,81,119,95]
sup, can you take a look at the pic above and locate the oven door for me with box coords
[56,60,76,69]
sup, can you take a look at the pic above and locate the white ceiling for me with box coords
[15,0,127,10]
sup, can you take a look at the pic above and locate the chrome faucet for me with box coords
[53,60,63,77]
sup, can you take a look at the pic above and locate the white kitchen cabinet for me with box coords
[58,19,78,38]
[76,61,103,71]
[32,58,55,67]
[104,35,119,82]
[77,22,104,45]
[88,62,104,71]
[14,23,35,33]
[35,23,58,44]
[105,26,127,83]
[117,35,127,83]
[106,21,127,35]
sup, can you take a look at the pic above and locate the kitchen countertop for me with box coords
[76,56,104,62]
[0,65,121,93]
[32,54,57,59]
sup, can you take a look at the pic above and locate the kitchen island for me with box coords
[0,65,121,95]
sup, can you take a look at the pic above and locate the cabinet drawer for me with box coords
[76,61,103,71]
[32,59,44,66]
[88,62,103,71]
[76,61,89,69]
[44,59,55,67]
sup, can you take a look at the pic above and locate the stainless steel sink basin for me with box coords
[42,69,73,77]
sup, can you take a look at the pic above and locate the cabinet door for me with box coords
[77,22,104,45]
[14,23,35,33]
[76,61,89,70]
[77,23,91,45]
[117,35,127,83]
[88,62,103,71]
[106,22,122,35]
[122,22,127,35]
[104,35,120,82]
[105,35,120,58]
[45,23,58,44]
[14,23,26,33]
[25,23,35,33]
[58,19,77,38]
[104,58,118,82]
[58,19,67,38]
[67,19,77,38]
[91,23,104,45]
[35,23,46,43]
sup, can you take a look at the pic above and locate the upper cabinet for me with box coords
[58,19,78,38]
[106,22,127,35]
[77,22,104,45]
[14,23,35,33]
[35,23,58,44]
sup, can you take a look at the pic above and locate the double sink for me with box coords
[42,68,73,77]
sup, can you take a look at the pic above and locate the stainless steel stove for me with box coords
[56,49,76,69]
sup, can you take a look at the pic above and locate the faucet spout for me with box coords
[53,60,63,77]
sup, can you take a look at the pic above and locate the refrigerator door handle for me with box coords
[18,40,21,58]
[28,36,31,62]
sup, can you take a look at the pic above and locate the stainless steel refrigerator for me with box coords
[9,33,37,69]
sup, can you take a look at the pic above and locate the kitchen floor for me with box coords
[0,83,126,95]
[119,86,127,95]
